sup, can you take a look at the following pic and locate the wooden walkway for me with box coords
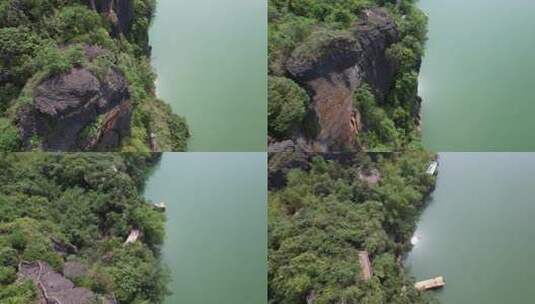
[415,276,445,291]
[426,161,438,175]
[124,229,141,245]
[358,251,373,281]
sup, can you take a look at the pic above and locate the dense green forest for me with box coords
[268,151,437,303]
[0,0,189,151]
[0,153,169,303]
[268,0,427,151]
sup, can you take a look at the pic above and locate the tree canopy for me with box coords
[0,153,170,303]
[269,76,310,139]
[269,150,438,303]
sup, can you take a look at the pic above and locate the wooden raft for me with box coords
[415,276,445,291]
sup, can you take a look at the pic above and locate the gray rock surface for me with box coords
[63,261,88,280]
[286,8,399,151]
[17,46,132,151]
[18,261,96,304]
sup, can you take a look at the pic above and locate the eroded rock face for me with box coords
[18,262,96,304]
[17,47,132,151]
[286,8,399,151]
[63,262,88,281]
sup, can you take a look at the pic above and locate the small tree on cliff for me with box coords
[268,76,309,139]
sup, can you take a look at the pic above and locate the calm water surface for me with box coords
[406,153,535,303]
[420,0,535,150]
[149,0,267,151]
[144,153,267,303]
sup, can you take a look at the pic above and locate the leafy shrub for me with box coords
[0,27,41,84]
[0,266,16,285]
[0,119,20,151]
[118,53,156,104]
[0,280,36,303]
[268,76,309,138]
[49,5,109,45]
[0,247,18,267]
[32,43,72,75]
[0,154,168,301]
[354,85,401,150]
[325,7,354,28]
[269,15,315,75]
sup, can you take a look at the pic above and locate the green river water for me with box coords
[149,0,267,152]
[406,153,535,303]
[143,153,267,303]
[420,0,535,151]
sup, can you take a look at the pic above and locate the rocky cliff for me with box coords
[18,261,116,304]
[88,0,133,36]
[16,46,132,151]
[275,8,399,152]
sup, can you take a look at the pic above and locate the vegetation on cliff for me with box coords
[0,153,169,303]
[0,0,189,151]
[268,150,437,303]
[268,0,427,151]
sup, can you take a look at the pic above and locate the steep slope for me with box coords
[0,0,189,151]
[268,0,428,152]
[287,8,399,151]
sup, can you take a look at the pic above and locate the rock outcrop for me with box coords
[284,8,399,151]
[17,46,132,151]
[18,261,97,304]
